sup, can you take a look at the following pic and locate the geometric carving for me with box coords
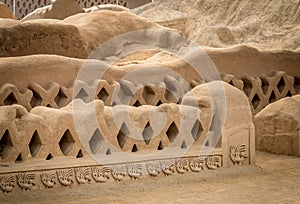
[277,77,286,94]
[131,144,138,152]
[4,93,17,106]
[132,100,142,107]
[166,122,179,143]
[76,149,83,158]
[54,87,69,107]
[29,130,42,157]
[117,123,129,149]
[142,86,155,104]
[230,144,247,165]
[59,130,75,156]
[142,122,153,145]
[97,87,109,103]
[30,89,42,108]
[157,141,164,150]
[89,129,104,154]
[269,91,276,103]
[15,153,24,163]
[251,93,260,109]
[242,78,252,97]
[191,119,203,142]
[75,88,90,103]
[0,130,13,160]
[180,140,187,149]
[156,100,163,106]
[46,153,53,160]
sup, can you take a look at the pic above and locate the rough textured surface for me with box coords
[137,5,187,36]
[135,0,300,51]
[21,0,84,21]
[0,11,162,58]
[0,2,17,19]
[84,4,129,12]
[255,95,300,156]
[63,10,161,54]
[0,21,88,58]
[0,46,299,113]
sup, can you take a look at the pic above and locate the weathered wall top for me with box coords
[0,0,152,19]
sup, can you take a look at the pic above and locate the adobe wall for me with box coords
[0,0,151,19]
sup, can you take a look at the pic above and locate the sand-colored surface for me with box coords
[135,0,300,50]
[1,151,299,204]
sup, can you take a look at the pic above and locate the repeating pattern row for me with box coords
[0,71,299,114]
[0,102,208,164]
[0,156,223,193]
[222,71,299,114]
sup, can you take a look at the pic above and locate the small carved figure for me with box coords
[230,144,247,165]
[41,172,56,188]
[57,169,73,187]
[127,163,143,180]
[189,157,205,172]
[16,173,35,191]
[176,158,189,174]
[160,160,175,176]
[0,175,15,193]
[75,167,91,184]
[91,166,110,183]
[146,163,160,177]
[111,166,126,181]
[206,156,221,170]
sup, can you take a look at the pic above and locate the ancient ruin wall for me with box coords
[0,81,254,193]
[0,70,299,115]
[0,0,152,19]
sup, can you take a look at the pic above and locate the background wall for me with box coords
[0,0,152,19]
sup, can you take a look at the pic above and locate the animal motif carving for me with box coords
[206,156,221,170]
[146,163,160,177]
[57,169,74,187]
[111,166,126,181]
[91,166,110,183]
[189,157,205,172]
[40,172,56,188]
[160,160,175,176]
[176,158,189,174]
[0,175,15,193]
[230,144,247,165]
[75,168,92,184]
[127,163,143,180]
[16,173,35,191]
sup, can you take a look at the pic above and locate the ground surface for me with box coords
[2,151,300,204]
